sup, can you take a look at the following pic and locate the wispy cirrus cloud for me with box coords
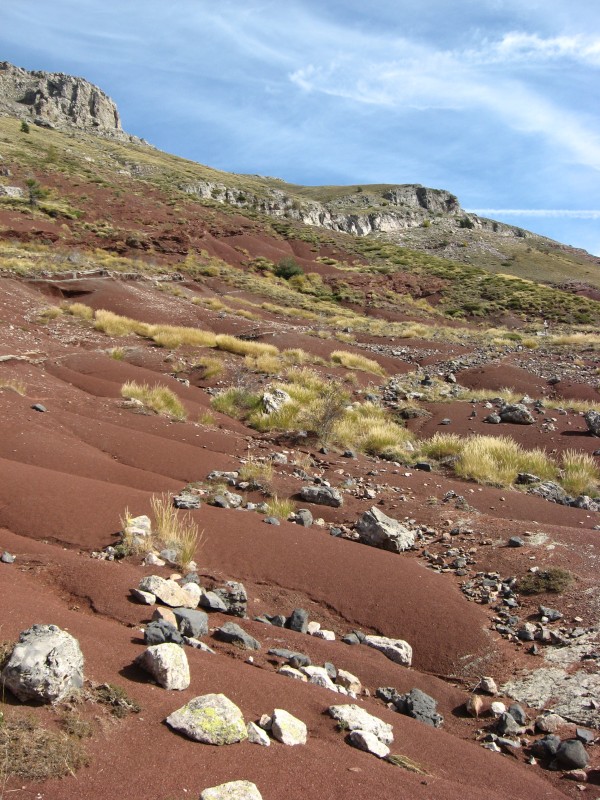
[470,209,600,219]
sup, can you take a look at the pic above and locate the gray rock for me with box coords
[295,509,313,527]
[268,648,311,667]
[264,614,286,627]
[144,619,184,646]
[199,591,228,612]
[507,704,527,726]
[584,410,600,437]
[214,581,248,618]
[348,729,390,758]
[173,608,209,638]
[528,481,569,505]
[499,404,535,425]
[394,688,444,728]
[484,413,502,424]
[342,633,360,646]
[508,536,525,548]
[262,388,291,414]
[299,485,343,508]
[301,666,338,692]
[1,624,84,703]
[200,780,263,800]
[173,493,201,509]
[263,516,280,525]
[328,704,393,745]
[539,606,563,622]
[165,693,248,744]
[364,635,413,667]
[516,472,541,485]
[355,506,415,553]
[496,712,524,736]
[30,403,47,412]
[136,643,190,690]
[270,708,307,745]
[532,734,561,757]
[555,739,589,769]
[130,588,155,605]
[1,551,15,563]
[215,622,260,650]
[576,728,596,744]
[287,608,309,634]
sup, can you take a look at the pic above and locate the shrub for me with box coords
[211,387,262,419]
[20,120,30,133]
[151,325,216,349]
[518,567,573,595]
[121,381,187,420]
[274,257,304,280]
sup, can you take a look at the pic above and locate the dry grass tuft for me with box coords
[265,496,295,520]
[518,567,574,595]
[94,309,149,337]
[239,458,274,491]
[0,379,27,395]
[560,450,600,496]
[455,435,555,487]
[0,713,89,781]
[386,753,429,774]
[121,381,187,420]
[330,350,386,376]
[150,493,202,569]
[63,302,94,320]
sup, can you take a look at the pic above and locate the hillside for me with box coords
[0,64,599,800]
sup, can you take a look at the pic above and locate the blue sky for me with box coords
[2,1,600,255]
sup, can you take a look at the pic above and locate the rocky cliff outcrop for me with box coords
[0,61,136,142]
[180,179,521,239]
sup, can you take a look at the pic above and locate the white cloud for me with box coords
[489,32,600,66]
[470,209,600,219]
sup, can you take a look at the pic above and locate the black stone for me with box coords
[144,620,184,646]
[287,608,309,633]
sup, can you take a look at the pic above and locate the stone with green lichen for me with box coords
[165,693,247,744]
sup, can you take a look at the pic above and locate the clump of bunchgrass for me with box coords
[330,350,386,376]
[94,309,149,337]
[334,402,413,459]
[0,378,27,395]
[215,333,278,358]
[455,435,555,487]
[211,387,263,419]
[239,458,274,491]
[264,496,295,520]
[121,381,187,420]
[193,355,224,379]
[420,432,463,460]
[150,493,202,570]
[560,450,600,496]
[63,301,94,320]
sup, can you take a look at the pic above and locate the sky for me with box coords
[2,1,600,256]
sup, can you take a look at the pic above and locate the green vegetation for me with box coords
[560,450,600,496]
[150,493,202,569]
[274,256,304,279]
[330,350,386,376]
[93,683,141,718]
[264,496,296,520]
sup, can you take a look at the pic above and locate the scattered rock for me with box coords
[30,403,47,413]
[355,507,415,553]
[200,780,263,800]
[555,739,589,770]
[262,388,291,414]
[270,708,307,745]
[300,485,343,507]
[348,729,390,758]
[336,669,361,694]
[136,643,190,690]
[393,688,444,728]
[214,581,248,617]
[584,410,600,437]
[215,622,261,650]
[144,619,184,646]
[328,704,393,745]
[138,575,196,608]
[247,721,270,746]
[476,676,498,695]
[1,624,84,703]
[130,588,156,605]
[173,608,209,638]
[173,492,201,509]
[364,635,412,667]
[287,608,309,634]
[294,509,313,527]
[199,591,228,612]
[165,693,248,744]
[301,666,338,692]
[535,713,566,733]
[499,404,535,425]
[508,536,525,548]
[1,551,15,563]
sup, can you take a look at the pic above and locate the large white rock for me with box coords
[165,693,248,744]
[200,780,263,800]
[355,507,415,553]
[336,669,362,694]
[1,624,84,703]
[138,575,197,608]
[364,635,413,667]
[348,729,390,758]
[262,388,291,414]
[136,643,190,690]
[270,708,308,746]
[328,704,394,745]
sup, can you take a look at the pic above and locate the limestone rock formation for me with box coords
[0,61,135,141]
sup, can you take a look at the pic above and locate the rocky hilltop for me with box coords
[0,61,135,142]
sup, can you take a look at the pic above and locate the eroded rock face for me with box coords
[355,507,415,553]
[0,61,134,141]
[1,624,84,703]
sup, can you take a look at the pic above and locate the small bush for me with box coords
[211,387,262,419]
[335,402,413,459]
[150,325,216,349]
[198,410,217,427]
[518,568,573,595]
[108,347,126,360]
[121,381,187,420]
[93,683,141,718]
[245,353,283,374]
[274,257,304,280]
[20,120,30,133]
